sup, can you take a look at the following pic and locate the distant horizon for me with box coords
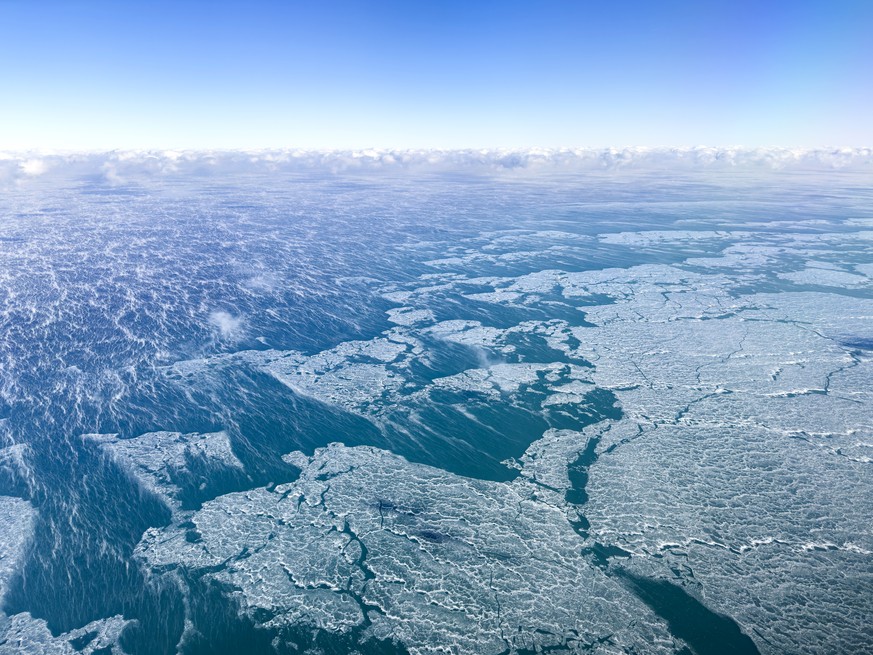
[4,146,871,185]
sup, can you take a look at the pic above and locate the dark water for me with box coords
[617,575,760,655]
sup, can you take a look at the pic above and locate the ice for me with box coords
[385,307,436,326]
[144,222,873,653]
[0,613,130,655]
[254,335,418,415]
[2,161,871,653]
[371,230,873,653]
[0,497,35,601]
[138,444,677,654]
[512,426,603,497]
[600,230,750,246]
[426,320,508,350]
[0,493,130,655]
[433,362,568,395]
[778,267,869,288]
[533,266,873,654]
[0,444,36,497]
[586,420,872,655]
[88,430,244,510]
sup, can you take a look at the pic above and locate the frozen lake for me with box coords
[0,150,871,654]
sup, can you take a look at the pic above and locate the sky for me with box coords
[1,0,871,150]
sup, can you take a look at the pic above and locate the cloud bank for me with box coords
[2,147,871,185]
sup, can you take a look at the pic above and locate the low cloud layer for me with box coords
[2,147,871,185]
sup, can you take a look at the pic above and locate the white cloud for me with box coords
[209,311,245,339]
[19,158,48,175]
[0,147,870,185]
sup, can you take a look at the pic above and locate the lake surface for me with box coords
[0,152,871,654]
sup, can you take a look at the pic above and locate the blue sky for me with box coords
[1,0,871,150]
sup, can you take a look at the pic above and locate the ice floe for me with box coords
[138,443,677,654]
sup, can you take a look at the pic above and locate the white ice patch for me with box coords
[855,262,873,278]
[88,431,244,510]
[599,230,750,246]
[0,613,131,655]
[137,444,676,655]
[386,307,436,326]
[778,267,869,288]
[0,496,35,602]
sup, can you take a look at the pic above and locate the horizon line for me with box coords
[4,147,872,182]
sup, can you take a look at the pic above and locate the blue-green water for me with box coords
[0,156,871,654]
